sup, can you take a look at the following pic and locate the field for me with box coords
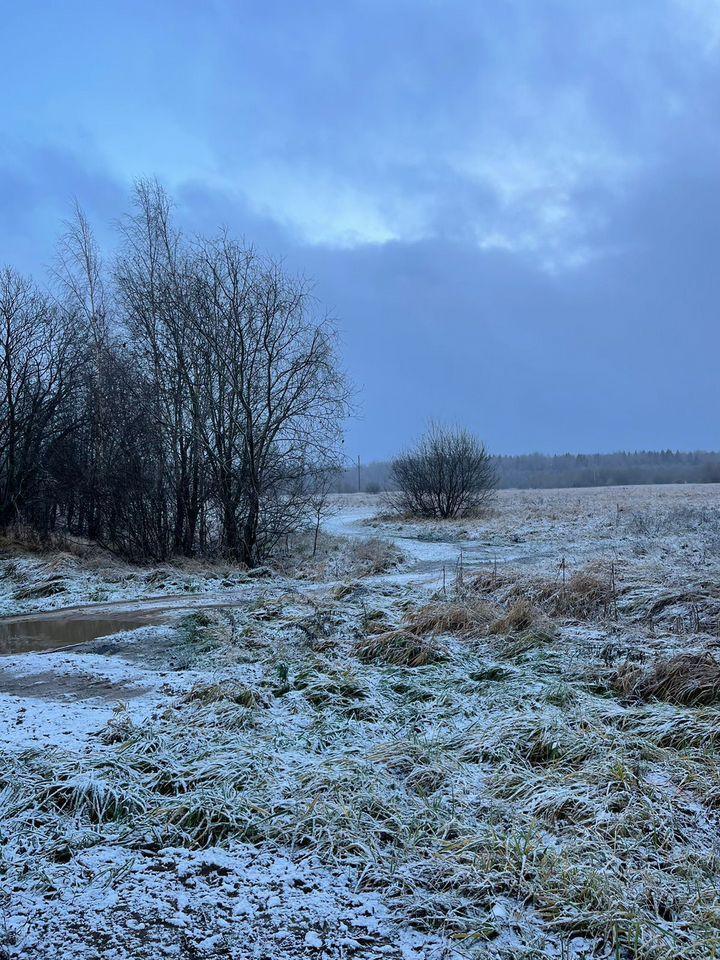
[2,485,720,958]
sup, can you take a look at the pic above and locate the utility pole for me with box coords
[357,455,361,493]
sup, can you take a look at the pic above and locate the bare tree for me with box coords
[190,236,349,565]
[54,200,108,345]
[307,467,337,557]
[53,202,111,539]
[0,269,83,532]
[390,423,496,519]
[115,180,207,557]
[90,348,174,561]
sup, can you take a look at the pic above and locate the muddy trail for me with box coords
[0,592,261,653]
[0,500,572,655]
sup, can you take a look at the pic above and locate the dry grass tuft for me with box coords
[475,563,615,623]
[545,569,614,619]
[332,581,365,600]
[362,609,392,636]
[489,599,543,635]
[182,681,262,709]
[40,774,145,823]
[349,537,403,576]
[469,568,518,593]
[615,651,720,705]
[404,598,498,638]
[13,577,68,601]
[353,629,446,667]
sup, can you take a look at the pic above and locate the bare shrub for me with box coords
[0,524,74,555]
[353,630,446,667]
[615,652,720,705]
[389,423,496,519]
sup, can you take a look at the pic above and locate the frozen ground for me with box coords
[2,485,720,958]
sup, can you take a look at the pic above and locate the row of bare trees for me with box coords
[0,182,348,564]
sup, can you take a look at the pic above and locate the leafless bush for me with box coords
[0,523,72,555]
[389,423,496,519]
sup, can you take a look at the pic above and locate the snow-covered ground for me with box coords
[2,485,720,958]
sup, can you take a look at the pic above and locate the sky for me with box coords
[1,0,719,459]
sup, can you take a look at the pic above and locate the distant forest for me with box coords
[338,450,720,493]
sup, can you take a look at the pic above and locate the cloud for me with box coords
[0,141,125,275]
[0,0,719,455]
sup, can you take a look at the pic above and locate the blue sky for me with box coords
[1,0,719,458]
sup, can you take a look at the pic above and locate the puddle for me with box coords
[0,669,149,700]
[0,611,168,655]
[0,590,265,655]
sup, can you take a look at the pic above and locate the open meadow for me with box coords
[2,485,720,959]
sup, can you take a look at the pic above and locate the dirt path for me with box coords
[0,500,561,655]
[324,498,561,573]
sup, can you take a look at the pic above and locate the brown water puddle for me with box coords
[0,578,325,656]
[0,610,168,655]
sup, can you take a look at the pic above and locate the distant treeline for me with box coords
[338,450,720,493]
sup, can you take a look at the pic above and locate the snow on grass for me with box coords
[3,485,720,957]
[0,554,254,618]
[4,593,720,957]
